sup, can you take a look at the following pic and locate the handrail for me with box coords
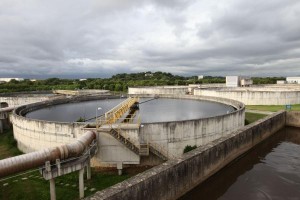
[96,97,139,127]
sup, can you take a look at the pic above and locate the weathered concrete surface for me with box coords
[286,111,300,127]
[137,94,245,157]
[128,86,189,95]
[86,111,285,200]
[194,86,300,105]
[0,103,11,133]
[91,125,141,167]
[0,92,56,107]
[12,94,245,167]
[11,95,113,153]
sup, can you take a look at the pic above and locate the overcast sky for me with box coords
[0,0,300,78]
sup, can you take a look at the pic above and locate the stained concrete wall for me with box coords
[11,96,142,167]
[11,94,245,167]
[92,132,140,166]
[0,103,10,133]
[194,88,300,105]
[87,111,286,200]
[0,95,52,107]
[91,124,141,167]
[286,111,300,127]
[10,96,114,153]
[11,114,85,152]
[137,94,245,157]
[128,86,189,95]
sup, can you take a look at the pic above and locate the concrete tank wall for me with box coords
[11,94,245,166]
[128,86,189,95]
[91,127,140,167]
[194,88,300,105]
[10,96,111,153]
[11,114,85,153]
[0,96,49,107]
[88,111,286,200]
[286,111,300,127]
[137,94,245,157]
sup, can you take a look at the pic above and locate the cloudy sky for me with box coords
[0,0,300,78]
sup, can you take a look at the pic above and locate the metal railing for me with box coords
[96,97,139,128]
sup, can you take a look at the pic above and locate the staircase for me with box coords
[108,129,172,161]
[139,144,149,156]
[109,129,140,155]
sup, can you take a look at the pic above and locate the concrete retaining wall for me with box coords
[194,88,300,105]
[286,111,300,127]
[87,111,286,200]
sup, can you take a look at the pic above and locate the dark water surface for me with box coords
[180,126,300,200]
[26,98,235,123]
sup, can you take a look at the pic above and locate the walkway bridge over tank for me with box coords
[93,97,176,170]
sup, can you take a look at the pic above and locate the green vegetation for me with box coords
[245,112,268,125]
[0,128,22,159]
[0,169,131,200]
[0,72,286,94]
[252,77,285,84]
[76,117,86,122]
[183,145,197,153]
[246,104,300,112]
[0,72,226,93]
[0,128,134,200]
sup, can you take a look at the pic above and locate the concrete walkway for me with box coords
[245,109,275,115]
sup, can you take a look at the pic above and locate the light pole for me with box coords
[96,107,102,128]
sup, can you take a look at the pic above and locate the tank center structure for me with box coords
[11,94,245,169]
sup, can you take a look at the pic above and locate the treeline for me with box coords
[252,77,285,84]
[0,72,284,93]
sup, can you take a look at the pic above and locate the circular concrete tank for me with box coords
[11,94,245,166]
[194,85,300,105]
[0,91,58,107]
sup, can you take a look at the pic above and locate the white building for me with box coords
[0,78,24,83]
[226,76,240,87]
[277,80,287,84]
[286,77,300,84]
[240,77,253,87]
[198,75,204,80]
[226,76,253,87]
[145,73,153,77]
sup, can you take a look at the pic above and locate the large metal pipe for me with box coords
[0,131,96,178]
[0,106,15,113]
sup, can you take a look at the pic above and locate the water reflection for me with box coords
[26,98,235,123]
[180,127,300,200]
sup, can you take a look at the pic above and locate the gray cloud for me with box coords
[0,0,300,78]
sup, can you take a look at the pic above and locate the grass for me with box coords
[0,128,134,200]
[245,112,267,125]
[246,104,300,112]
[0,170,131,200]
[0,128,22,159]
[245,112,268,125]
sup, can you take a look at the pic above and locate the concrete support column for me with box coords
[117,162,123,176]
[79,168,84,199]
[49,178,56,200]
[86,161,91,180]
